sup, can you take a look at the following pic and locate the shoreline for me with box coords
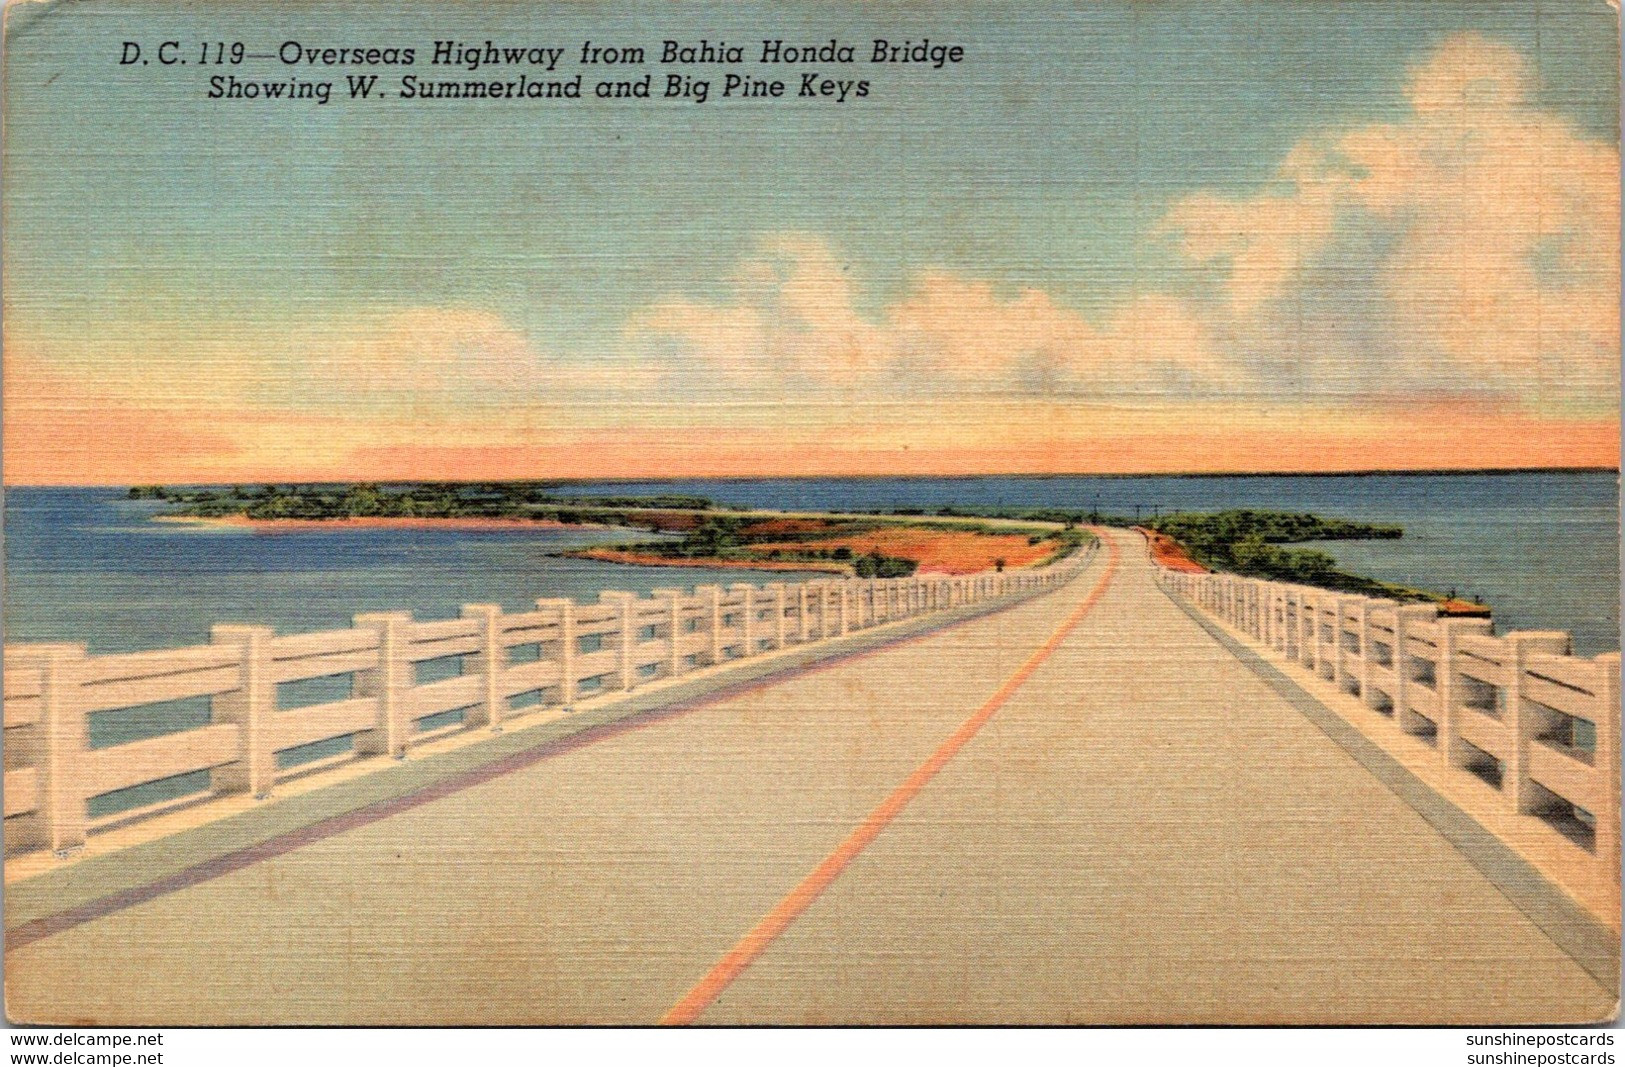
[152,515,615,533]
[1139,525,1493,618]
[565,548,850,574]
[567,547,1056,577]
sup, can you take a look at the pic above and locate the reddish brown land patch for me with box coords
[1137,527,1209,574]
[749,527,1057,575]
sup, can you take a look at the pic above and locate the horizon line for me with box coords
[3,464,1619,490]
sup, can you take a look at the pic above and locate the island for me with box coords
[132,484,1483,613]
[134,482,1087,576]
[1142,510,1489,616]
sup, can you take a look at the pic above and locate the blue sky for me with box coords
[3,0,1619,481]
[7,0,1616,342]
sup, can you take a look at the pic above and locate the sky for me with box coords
[3,0,1619,484]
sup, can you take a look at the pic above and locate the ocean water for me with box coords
[3,472,1619,657]
[1,488,820,655]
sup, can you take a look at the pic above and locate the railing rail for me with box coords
[1158,561,1621,926]
[3,550,1091,859]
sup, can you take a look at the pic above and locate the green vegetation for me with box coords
[136,481,1090,577]
[1151,510,1402,550]
[137,482,716,523]
[1035,528,1090,566]
[593,516,924,575]
[924,505,1095,527]
[1146,510,1438,600]
[854,551,919,578]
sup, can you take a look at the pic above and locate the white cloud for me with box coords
[1161,32,1620,411]
[631,234,1220,397]
[633,37,1618,416]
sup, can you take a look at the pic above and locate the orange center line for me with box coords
[658,532,1122,1026]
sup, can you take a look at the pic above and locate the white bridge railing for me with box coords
[4,556,1087,859]
[1160,564,1621,927]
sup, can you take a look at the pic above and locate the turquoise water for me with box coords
[1,488,820,655]
[4,472,1619,656]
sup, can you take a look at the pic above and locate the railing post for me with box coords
[703,585,723,663]
[798,583,812,642]
[1303,590,1318,666]
[598,593,637,691]
[459,604,505,730]
[652,589,684,678]
[1435,616,1490,771]
[1505,631,1571,815]
[15,644,90,856]
[766,583,787,649]
[1331,598,1358,690]
[210,624,276,797]
[620,593,638,688]
[839,582,851,635]
[1390,604,1434,731]
[1299,589,1316,668]
[536,598,577,709]
[354,612,412,760]
[731,583,756,656]
[1274,586,1287,648]
[1309,593,1325,674]
[1594,653,1621,888]
[1355,600,1375,706]
[1276,587,1288,652]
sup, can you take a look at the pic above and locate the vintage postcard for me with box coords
[2,0,1619,1029]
